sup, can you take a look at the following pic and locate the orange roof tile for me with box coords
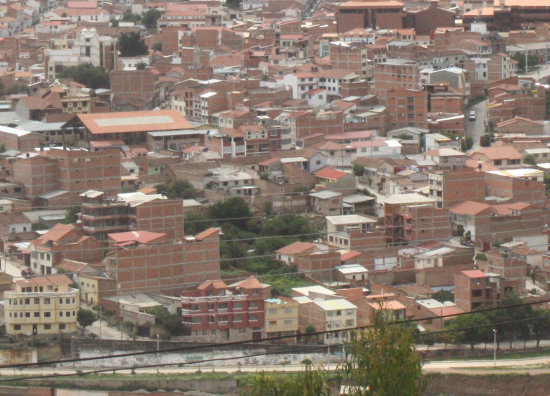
[461,269,488,279]
[276,241,316,255]
[16,274,72,288]
[449,201,490,216]
[195,227,220,241]
[315,168,348,180]
[234,277,263,289]
[108,231,165,245]
[78,110,193,136]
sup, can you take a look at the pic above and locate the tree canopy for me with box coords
[142,9,162,30]
[156,180,197,199]
[77,309,97,333]
[59,64,110,89]
[118,32,148,57]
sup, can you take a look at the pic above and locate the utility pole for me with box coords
[493,328,497,367]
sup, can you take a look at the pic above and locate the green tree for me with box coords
[156,180,197,199]
[142,9,162,31]
[118,32,148,57]
[432,289,454,303]
[249,363,331,396]
[63,207,80,224]
[461,136,473,152]
[0,144,5,153]
[123,321,135,336]
[152,42,162,52]
[149,306,185,336]
[122,12,141,22]
[7,84,30,94]
[208,197,251,230]
[512,52,538,73]
[77,309,97,334]
[111,19,119,27]
[523,154,537,166]
[498,291,533,349]
[340,313,425,395]
[136,62,146,70]
[480,135,492,147]
[530,308,550,348]
[60,64,110,89]
[446,312,492,350]
[352,163,365,177]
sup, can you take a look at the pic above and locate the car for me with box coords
[469,111,476,121]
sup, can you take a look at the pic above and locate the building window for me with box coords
[234,315,242,322]
[34,312,39,318]
[268,309,277,315]
[14,325,21,331]
[44,312,51,318]
[25,312,30,318]
[25,299,30,305]
[44,298,50,304]
[234,302,242,309]
[219,316,228,323]
[34,298,39,304]
[59,324,66,330]
[44,324,51,330]
[60,312,63,317]
[249,315,258,321]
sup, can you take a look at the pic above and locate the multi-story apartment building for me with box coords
[454,270,499,312]
[294,294,357,345]
[326,214,378,249]
[374,59,420,105]
[181,277,271,342]
[336,1,405,32]
[428,168,486,209]
[106,227,221,296]
[4,275,79,335]
[384,193,451,245]
[264,297,300,340]
[81,191,186,241]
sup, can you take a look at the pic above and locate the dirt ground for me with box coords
[424,373,550,396]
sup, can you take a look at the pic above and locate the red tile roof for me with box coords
[197,280,227,290]
[461,269,488,279]
[341,250,362,262]
[33,224,76,247]
[315,168,348,180]
[16,274,72,288]
[472,145,522,161]
[276,241,316,255]
[108,231,165,245]
[195,227,220,241]
[449,201,490,216]
[78,110,193,136]
[234,277,263,289]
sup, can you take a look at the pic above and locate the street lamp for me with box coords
[493,329,497,367]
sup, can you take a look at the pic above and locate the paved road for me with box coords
[465,99,488,150]
[2,354,549,378]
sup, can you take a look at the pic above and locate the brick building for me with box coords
[336,1,405,33]
[80,191,186,241]
[106,228,221,296]
[110,69,159,111]
[181,277,271,342]
[454,270,498,312]
[384,193,450,245]
[428,168,485,209]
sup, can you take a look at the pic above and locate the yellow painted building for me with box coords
[264,297,299,339]
[4,275,79,335]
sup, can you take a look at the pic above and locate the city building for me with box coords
[181,277,271,342]
[4,274,79,335]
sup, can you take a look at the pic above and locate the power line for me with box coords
[2,297,549,370]
[2,312,550,384]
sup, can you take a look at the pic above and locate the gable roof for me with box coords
[276,241,316,255]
